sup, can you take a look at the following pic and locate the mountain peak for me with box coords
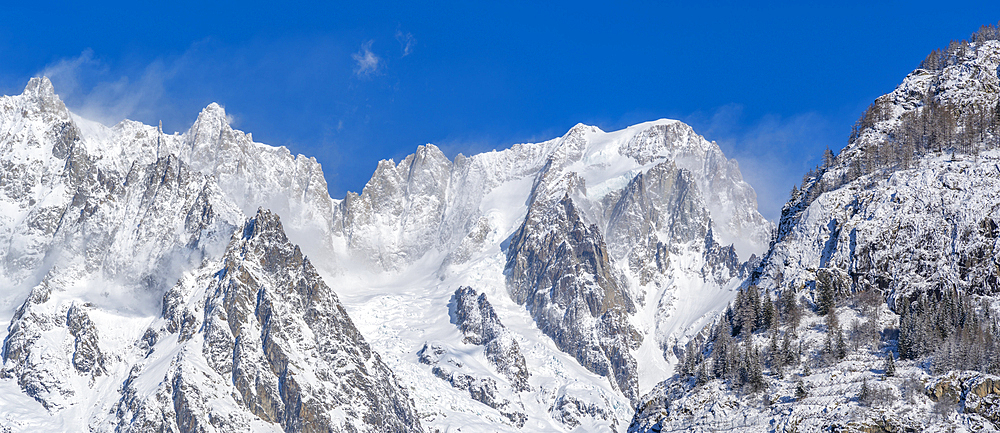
[17,76,71,119]
[23,76,55,99]
[194,102,228,125]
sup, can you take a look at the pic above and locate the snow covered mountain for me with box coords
[629,26,1000,433]
[0,74,770,432]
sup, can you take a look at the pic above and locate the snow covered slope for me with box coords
[629,31,1000,433]
[0,78,420,432]
[0,76,771,432]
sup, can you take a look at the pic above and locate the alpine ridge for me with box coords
[0,72,770,431]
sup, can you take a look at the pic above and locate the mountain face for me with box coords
[118,209,421,432]
[0,79,419,432]
[0,74,769,431]
[629,28,1000,432]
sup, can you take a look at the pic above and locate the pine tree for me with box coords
[818,279,836,316]
[885,351,896,377]
[795,381,808,400]
[835,325,847,360]
[780,331,794,366]
[763,295,777,331]
[858,377,872,406]
[780,289,802,332]
[823,147,836,168]
[744,342,765,393]
[768,328,780,365]
[713,320,735,379]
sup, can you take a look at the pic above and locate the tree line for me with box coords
[787,23,1000,214]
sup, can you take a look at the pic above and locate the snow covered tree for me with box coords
[884,352,896,377]
[817,279,836,316]
[822,147,836,168]
[780,331,795,366]
[858,377,872,405]
[762,295,777,331]
[780,289,802,332]
[795,381,808,400]
[741,342,766,393]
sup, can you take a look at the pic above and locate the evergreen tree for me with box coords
[743,342,765,393]
[858,377,872,405]
[768,327,780,365]
[817,279,836,316]
[763,295,777,331]
[795,381,808,400]
[885,352,896,377]
[822,147,836,168]
[780,331,794,366]
[835,325,847,360]
[780,289,802,331]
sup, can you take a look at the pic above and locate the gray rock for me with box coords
[452,286,530,392]
[505,162,642,403]
[417,341,527,428]
[65,303,106,378]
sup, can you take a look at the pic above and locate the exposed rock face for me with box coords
[549,390,615,430]
[602,161,709,286]
[417,341,527,427]
[336,144,453,271]
[505,163,642,403]
[615,121,771,258]
[65,304,106,378]
[118,209,422,432]
[452,286,530,392]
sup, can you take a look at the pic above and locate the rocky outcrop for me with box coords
[65,304,106,378]
[418,341,527,427]
[926,373,1000,425]
[452,286,530,392]
[505,163,642,403]
[602,161,710,286]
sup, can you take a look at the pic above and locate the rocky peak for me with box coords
[452,286,530,392]
[124,206,423,432]
[547,123,597,168]
[21,77,67,116]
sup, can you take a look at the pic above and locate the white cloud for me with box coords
[39,49,174,127]
[690,104,837,222]
[352,40,381,77]
[395,30,416,57]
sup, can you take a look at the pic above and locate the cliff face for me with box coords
[117,209,421,432]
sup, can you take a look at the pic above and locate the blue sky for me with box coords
[2,2,998,220]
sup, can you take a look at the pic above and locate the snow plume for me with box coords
[690,104,837,222]
[396,30,416,56]
[352,40,381,76]
[39,49,172,127]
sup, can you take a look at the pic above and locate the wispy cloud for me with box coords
[395,30,416,57]
[352,40,381,77]
[39,49,175,127]
[688,104,838,222]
